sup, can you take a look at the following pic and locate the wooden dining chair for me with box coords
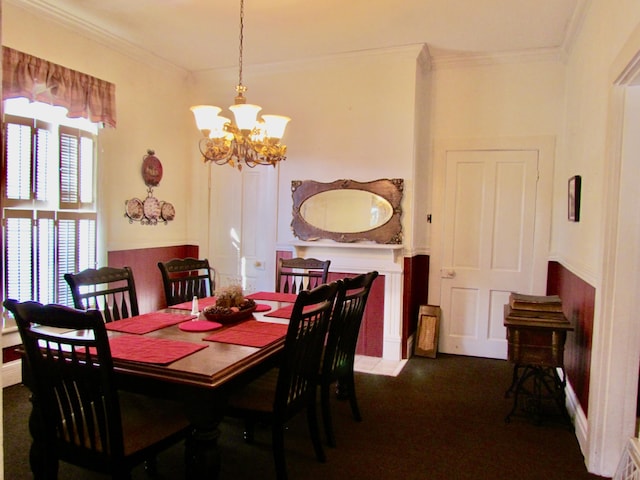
[275,257,331,294]
[64,266,139,322]
[157,257,215,306]
[3,299,191,480]
[319,271,378,447]
[225,281,341,480]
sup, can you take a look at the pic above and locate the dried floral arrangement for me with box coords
[203,284,256,318]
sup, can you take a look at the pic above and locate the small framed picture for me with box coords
[414,305,441,358]
[568,175,581,222]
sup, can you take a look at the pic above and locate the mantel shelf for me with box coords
[287,240,404,274]
[290,240,404,251]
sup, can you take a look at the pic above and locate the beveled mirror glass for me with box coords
[291,178,403,244]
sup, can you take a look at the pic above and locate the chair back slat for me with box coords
[323,271,379,379]
[276,257,330,294]
[64,266,139,322]
[158,258,215,307]
[275,281,339,417]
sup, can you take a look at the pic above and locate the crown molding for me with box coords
[6,0,188,75]
[560,0,591,59]
[431,46,566,70]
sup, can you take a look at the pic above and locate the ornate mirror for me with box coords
[291,178,403,244]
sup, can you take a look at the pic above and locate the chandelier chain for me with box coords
[238,0,244,89]
[191,0,289,170]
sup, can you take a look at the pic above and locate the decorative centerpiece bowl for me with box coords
[202,285,256,325]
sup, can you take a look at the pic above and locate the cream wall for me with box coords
[559,0,640,282]
[2,3,195,261]
[559,0,640,475]
[190,45,428,268]
[431,57,566,140]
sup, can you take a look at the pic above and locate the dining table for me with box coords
[22,291,299,480]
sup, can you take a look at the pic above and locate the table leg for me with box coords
[505,364,571,426]
[184,391,227,480]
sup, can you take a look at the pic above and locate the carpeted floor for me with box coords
[3,354,608,479]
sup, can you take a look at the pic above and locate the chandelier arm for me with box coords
[198,137,233,165]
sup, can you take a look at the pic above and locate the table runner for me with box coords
[170,296,218,311]
[203,320,289,348]
[246,292,297,303]
[108,335,207,365]
[106,312,194,335]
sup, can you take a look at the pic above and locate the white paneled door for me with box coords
[439,149,539,359]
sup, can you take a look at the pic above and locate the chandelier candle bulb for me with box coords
[229,103,262,131]
[262,115,291,140]
[191,105,222,137]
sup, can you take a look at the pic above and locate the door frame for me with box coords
[428,136,555,333]
[586,34,640,475]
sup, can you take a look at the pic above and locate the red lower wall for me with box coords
[108,245,199,314]
[546,261,595,415]
[326,271,385,357]
[403,255,430,358]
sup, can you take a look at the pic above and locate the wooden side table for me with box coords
[503,305,573,425]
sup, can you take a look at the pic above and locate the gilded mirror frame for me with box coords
[291,178,403,244]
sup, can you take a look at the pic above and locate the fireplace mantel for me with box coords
[287,241,404,360]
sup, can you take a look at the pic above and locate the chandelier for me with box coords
[191,0,290,170]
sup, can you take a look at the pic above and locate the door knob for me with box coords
[441,269,456,279]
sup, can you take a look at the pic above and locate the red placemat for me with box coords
[108,335,207,365]
[246,292,297,303]
[170,296,218,310]
[106,312,194,335]
[254,303,272,312]
[203,320,288,348]
[263,305,294,319]
[179,320,223,332]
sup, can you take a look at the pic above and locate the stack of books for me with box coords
[505,292,565,322]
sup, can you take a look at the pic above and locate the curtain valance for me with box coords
[2,47,116,128]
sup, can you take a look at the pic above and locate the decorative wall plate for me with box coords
[125,198,144,221]
[142,150,163,187]
[143,195,161,220]
[161,202,176,221]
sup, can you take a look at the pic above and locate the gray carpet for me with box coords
[3,354,607,479]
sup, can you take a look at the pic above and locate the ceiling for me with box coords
[10,0,585,72]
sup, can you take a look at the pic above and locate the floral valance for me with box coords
[2,47,116,128]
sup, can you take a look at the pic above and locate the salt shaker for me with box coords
[191,296,199,315]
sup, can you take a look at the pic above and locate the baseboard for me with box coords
[2,360,22,388]
[406,332,415,358]
[565,376,589,457]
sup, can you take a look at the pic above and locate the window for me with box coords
[2,99,98,310]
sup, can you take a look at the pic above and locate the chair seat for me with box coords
[120,392,190,457]
[227,369,279,413]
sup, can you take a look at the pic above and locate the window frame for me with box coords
[2,109,99,313]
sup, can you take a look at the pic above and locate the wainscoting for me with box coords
[547,260,595,416]
[108,244,200,314]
